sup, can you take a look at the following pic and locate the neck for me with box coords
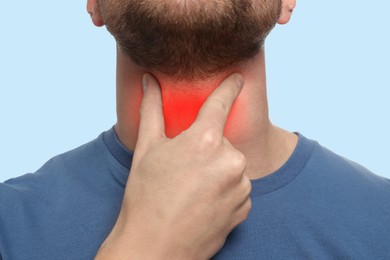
[115,47,298,179]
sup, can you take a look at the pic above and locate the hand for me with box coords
[96,73,251,260]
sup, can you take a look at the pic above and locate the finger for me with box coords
[192,73,244,135]
[234,197,252,226]
[136,73,166,151]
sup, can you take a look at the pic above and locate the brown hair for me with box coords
[98,0,281,80]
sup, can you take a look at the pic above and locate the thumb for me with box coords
[135,73,166,153]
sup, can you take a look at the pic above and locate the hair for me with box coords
[97,0,281,80]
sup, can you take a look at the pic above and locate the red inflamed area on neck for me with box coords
[161,88,243,138]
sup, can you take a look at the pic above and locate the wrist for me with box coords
[95,221,170,260]
[97,214,199,260]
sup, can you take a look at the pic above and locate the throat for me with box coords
[162,91,206,138]
[161,86,216,137]
[160,85,246,138]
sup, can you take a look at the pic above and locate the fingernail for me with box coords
[142,74,150,92]
[234,74,244,88]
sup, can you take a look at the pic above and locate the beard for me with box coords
[98,0,281,80]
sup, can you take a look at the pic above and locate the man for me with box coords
[1,0,390,259]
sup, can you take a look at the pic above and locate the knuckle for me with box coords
[199,128,221,148]
[244,198,252,217]
[242,177,252,196]
[245,198,252,213]
[223,151,246,182]
[240,199,252,222]
[212,237,227,255]
[211,97,228,116]
[230,151,247,171]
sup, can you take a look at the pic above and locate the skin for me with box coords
[87,0,298,180]
[96,74,251,259]
[88,0,297,258]
[113,47,298,180]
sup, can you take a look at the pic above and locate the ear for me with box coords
[87,0,104,27]
[277,0,296,25]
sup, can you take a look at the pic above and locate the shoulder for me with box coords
[294,135,390,210]
[0,132,99,209]
[1,131,106,193]
[308,139,390,189]
[290,136,390,255]
[0,129,127,258]
[0,128,128,204]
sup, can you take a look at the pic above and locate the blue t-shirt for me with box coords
[1,127,389,259]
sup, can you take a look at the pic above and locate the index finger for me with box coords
[191,73,244,135]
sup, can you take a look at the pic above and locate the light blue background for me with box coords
[0,1,389,182]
